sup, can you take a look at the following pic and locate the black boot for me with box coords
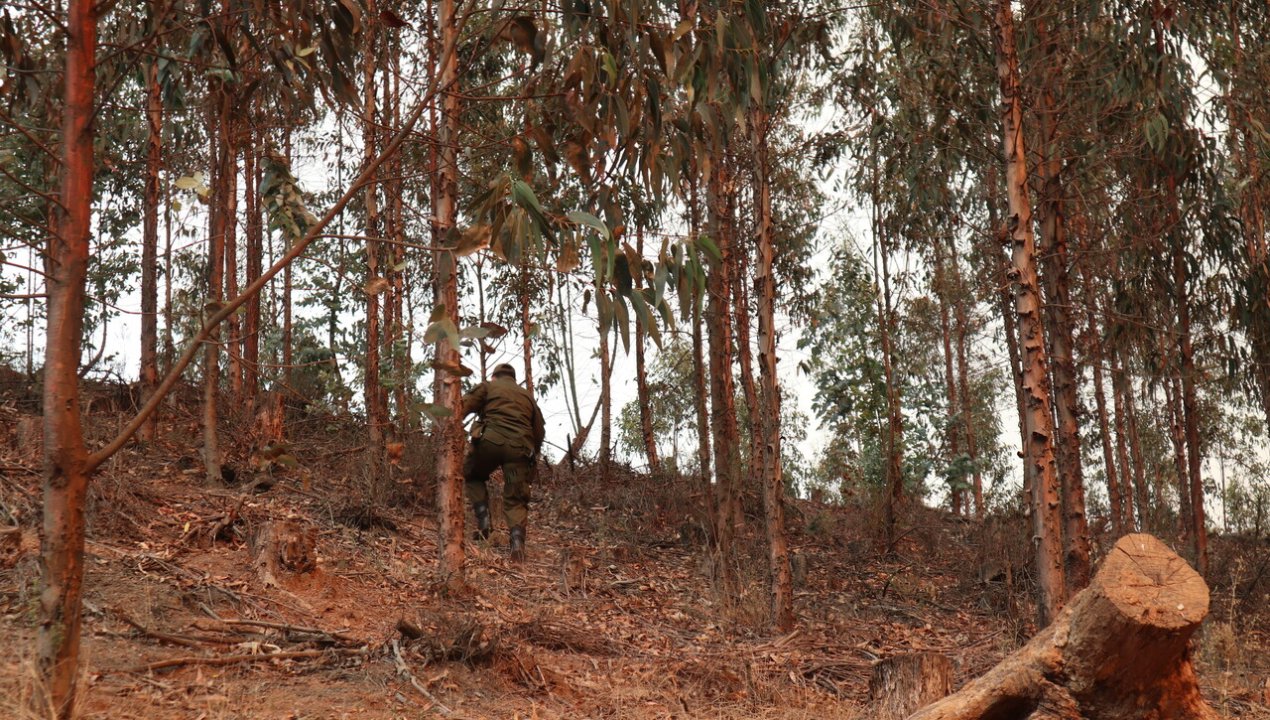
[472,503,491,541]
[509,526,526,561]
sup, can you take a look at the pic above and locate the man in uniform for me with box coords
[461,363,545,561]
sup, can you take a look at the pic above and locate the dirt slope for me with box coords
[1,407,1266,719]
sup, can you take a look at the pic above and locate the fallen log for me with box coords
[908,533,1217,720]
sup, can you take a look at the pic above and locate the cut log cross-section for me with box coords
[908,533,1217,720]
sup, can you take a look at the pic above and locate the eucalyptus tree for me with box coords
[988,0,1067,623]
[13,0,397,709]
[1193,2,1270,435]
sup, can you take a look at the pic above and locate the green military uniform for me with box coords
[461,364,545,557]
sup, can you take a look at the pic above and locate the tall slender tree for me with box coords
[991,0,1067,623]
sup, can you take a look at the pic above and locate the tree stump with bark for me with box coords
[251,518,316,586]
[908,533,1217,720]
[0,526,22,569]
[869,652,953,720]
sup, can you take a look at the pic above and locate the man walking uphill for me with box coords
[461,363,545,561]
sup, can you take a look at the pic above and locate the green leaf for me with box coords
[653,262,668,306]
[567,210,610,239]
[511,178,544,213]
[601,49,618,86]
[613,293,631,353]
[460,325,493,340]
[424,318,459,349]
[418,402,454,424]
[631,288,661,349]
[696,234,722,263]
[510,178,552,241]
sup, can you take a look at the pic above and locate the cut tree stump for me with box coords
[0,526,22,568]
[251,518,317,586]
[870,652,953,720]
[907,533,1217,720]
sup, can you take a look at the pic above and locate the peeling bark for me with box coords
[991,0,1066,624]
[753,108,793,631]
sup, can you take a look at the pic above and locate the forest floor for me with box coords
[1,392,1268,719]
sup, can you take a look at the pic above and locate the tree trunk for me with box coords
[909,534,1218,720]
[224,122,241,403]
[877,229,903,550]
[139,48,162,441]
[1029,6,1089,596]
[869,653,953,720]
[734,236,760,487]
[38,1,96,714]
[163,170,175,372]
[988,169,1033,507]
[1121,353,1149,528]
[690,171,712,502]
[753,109,793,631]
[387,43,408,430]
[991,0,1066,624]
[634,227,659,472]
[1173,240,1207,575]
[244,128,262,408]
[434,0,466,592]
[203,68,229,485]
[865,55,904,548]
[1166,373,1192,538]
[707,156,742,578]
[1086,308,1124,536]
[281,133,294,393]
[951,241,982,517]
[935,237,961,515]
[599,291,613,475]
[1106,347,1136,532]
[364,7,385,472]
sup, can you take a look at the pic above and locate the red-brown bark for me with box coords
[364,3,386,471]
[908,534,1218,720]
[139,48,162,441]
[753,108,793,631]
[38,1,97,714]
[434,0,466,591]
[1028,6,1090,595]
[706,154,742,577]
[991,0,1066,624]
[634,227,659,472]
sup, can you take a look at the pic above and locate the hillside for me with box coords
[2,397,1268,719]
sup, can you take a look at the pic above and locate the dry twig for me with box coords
[391,638,454,716]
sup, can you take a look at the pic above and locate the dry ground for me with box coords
[1,398,1267,719]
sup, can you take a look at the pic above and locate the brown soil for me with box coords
[1,402,1267,719]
